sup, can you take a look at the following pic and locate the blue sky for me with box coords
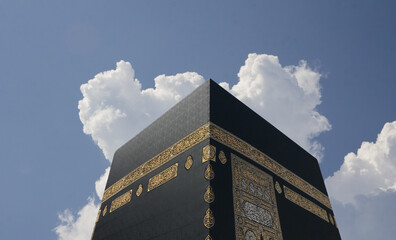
[1,1,396,239]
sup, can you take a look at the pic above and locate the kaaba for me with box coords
[91,79,341,240]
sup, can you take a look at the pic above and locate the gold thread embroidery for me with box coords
[102,122,331,211]
[202,145,216,163]
[110,189,132,213]
[210,123,332,210]
[232,154,283,240]
[96,209,101,222]
[203,208,215,228]
[205,235,212,240]
[204,185,215,203]
[329,214,334,225]
[102,123,210,202]
[136,184,143,197]
[275,181,282,194]
[284,186,329,222]
[185,155,193,170]
[102,206,107,216]
[204,164,215,180]
[219,150,227,164]
[147,163,178,192]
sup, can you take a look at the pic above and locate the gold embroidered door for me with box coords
[232,154,283,240]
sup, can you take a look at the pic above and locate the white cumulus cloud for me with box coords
[54,197,98,240]
[221,53,331,160]
[326,121,396,205]
[95,167,110,200]
[326,121,396,239]
[54,168,110,240]
[57,54,330,240]
[78,60,205,161]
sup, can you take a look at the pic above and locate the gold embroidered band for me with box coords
[110,189,132,213]
[102,122,332,211]
[284,186,329,222]
[102,123,210,202]
[147,163,178,192]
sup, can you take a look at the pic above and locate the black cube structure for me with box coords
[91,79,341,240]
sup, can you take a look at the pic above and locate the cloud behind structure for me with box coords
[78,55,330,163]
[325,121,396,239]
[78,60,205,161]
[326,121,396,205]
[221,53,331,160]
[55,54,330,239]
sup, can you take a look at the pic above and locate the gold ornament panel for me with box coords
[147,163,178,192]
[102,206,107,216]
[204,185,215,203]
[202,145,216,163]
[204,164,215,180]
[185,155,193,170]
[275,181,282,194]
[136,184,143,197]
[219,150,227,164]
[95,209,101,222]
[232,154,283,240]
[329,214,334,225]
[110,189,132,213]
[203,208,215,229]
[283,186,329,223]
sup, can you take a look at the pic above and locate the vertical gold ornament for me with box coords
[329,214,334,225]
[275,181,282,194]
[185,155,193,170]
[204,185,215,203]
[202,145,216,163]
[102,206,107,216]
[136,184,143,197]
[205,235,212,240]
[96,209,101,222]
[203,208,215,228]
[204,164,215,180]
[218,150,227,164]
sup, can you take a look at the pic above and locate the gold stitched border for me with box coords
[284,186,329,222]
[110,189,132,213]
[102,122,332,210]
[209,123,332,210]
[147,163,178,192]
[102,123,210,202]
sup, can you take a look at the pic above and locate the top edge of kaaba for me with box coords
[106,79,327,194]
